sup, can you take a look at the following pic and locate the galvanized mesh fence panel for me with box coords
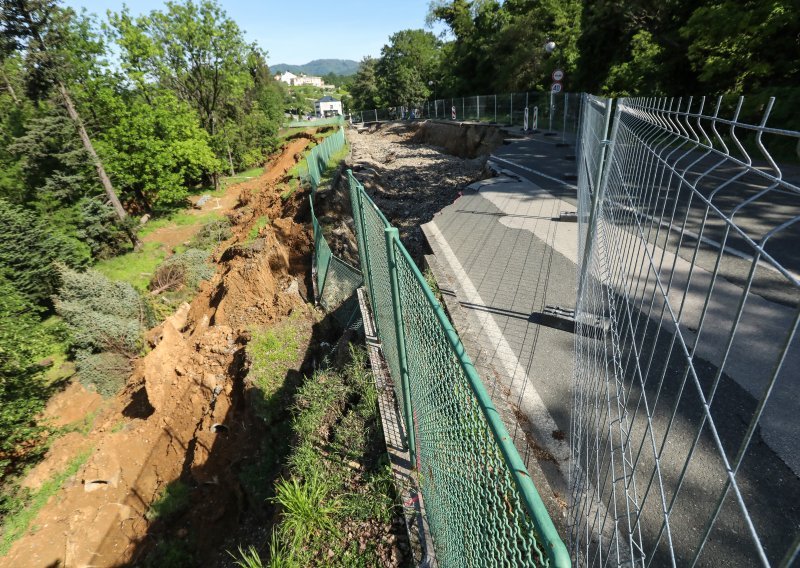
[347,170,570,567]
[303,126,347,194]
[571,95,800,567]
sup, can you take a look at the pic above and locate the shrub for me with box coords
[189,218,232,250]
[55,266,155,357]
[149,248,214,294]
[75,350,131,398]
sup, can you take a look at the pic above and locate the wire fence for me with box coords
[310,196,362,329]
[284,115,344,128]
[571,93,800,567]
[347,170,571,567]
[298,125,347,195]
[351,91,581,143]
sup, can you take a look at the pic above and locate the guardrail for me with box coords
[347,170,570,567]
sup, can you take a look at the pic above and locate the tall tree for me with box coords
[0,0,130,227]
[376,29,441,105]
[350,56,382,110]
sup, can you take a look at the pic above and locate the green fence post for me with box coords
[384,226,417,467]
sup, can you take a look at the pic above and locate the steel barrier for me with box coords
[347,170,571,567]
[571,94,800,567]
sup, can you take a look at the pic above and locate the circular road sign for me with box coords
[551,82,563,93]
[552,69,565,81]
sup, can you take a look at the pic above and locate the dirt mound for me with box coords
[2,136,317,567]
[410,120,506,158]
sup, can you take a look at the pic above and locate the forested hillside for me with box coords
[0,0,286,484]
[270,58,359,76]
[349,0,799,114]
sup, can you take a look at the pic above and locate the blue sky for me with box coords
[63,0,445,66]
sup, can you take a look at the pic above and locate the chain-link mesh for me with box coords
[348,170,570,567]
[571,95,800,567]
[304,126,347,194]
[310,197,362,328]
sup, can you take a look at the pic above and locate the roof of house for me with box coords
[316,95,340,103]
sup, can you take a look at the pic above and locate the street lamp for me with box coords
[428,80,436,117]
[544,40,556,54]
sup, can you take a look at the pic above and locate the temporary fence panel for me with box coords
[347,171,571,568]
[570,94,800,567]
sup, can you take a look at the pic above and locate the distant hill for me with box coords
[271,59,359,77]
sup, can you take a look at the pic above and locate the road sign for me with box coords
[523,107,529,130]
[552,69,564,81]
[451,105,456,120]
[551,82,563,93]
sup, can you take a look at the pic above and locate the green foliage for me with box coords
[376,29,441,105]
[273,474,341,550]
[349,57,382,110]
[74,350,130,397]
[602,30,665,96]
[94,242,166,292]
[55,265,154,357]
[246,216,270,243]
[99,91,218,209]
[0,197,88,306]
[0,277,52,480]
[188,217,232,250]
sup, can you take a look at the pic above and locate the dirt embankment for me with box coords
[3,135,319,568]
[343,121,492,260]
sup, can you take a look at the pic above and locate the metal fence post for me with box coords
[462,98,465,120]
[510,93,514,125]
[384,226,417,467]
[494,94,497,123]
[476,95,480,121]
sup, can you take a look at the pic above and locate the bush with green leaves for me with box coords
[55,266,155,358]
[0,276,52,480]
[189,218,232,250]
[74,351,131,398]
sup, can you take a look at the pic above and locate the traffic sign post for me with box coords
[552,69,564,82]
[551,82,563,93]
[523,107,529,131]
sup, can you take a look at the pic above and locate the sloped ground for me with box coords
[2,136,319,567]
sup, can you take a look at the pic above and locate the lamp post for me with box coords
[428,80,436,118]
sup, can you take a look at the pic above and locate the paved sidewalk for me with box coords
[421,165,581,509]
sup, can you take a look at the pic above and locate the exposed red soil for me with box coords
[2,135,318,567]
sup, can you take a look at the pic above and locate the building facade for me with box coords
[314,95,343,117]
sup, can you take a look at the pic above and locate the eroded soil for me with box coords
[2,135,319,568]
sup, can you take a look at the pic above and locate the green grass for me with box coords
[193,167,265,197]
[246,216,271,244]
[0,448,93,557]
[94,242,167,291]
[248,321,304,418]
[40,316,75,385]
[145,480,191,522]
[138,210,223,238]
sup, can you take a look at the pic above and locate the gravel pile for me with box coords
[347,122,488,260]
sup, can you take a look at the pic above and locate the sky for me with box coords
[62,0,446,67]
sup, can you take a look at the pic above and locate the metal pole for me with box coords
[462,98,465,121]
[510,93,514,126]
[384,226,416,467]
[549,91,554,132]
[374,109,378,122]
[494,94,497,123]
[562,94,568,143]
[476,95,480,121]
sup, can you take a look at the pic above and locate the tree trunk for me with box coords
[1,69,19,103]
[57,83,142,249]
[226,144,235,177]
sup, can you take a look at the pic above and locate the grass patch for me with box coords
[255,346,405,567]
[246,216,271,244]
[40,316,75,385]
[247,320,304,422]
[0,448,93,557]
[138,211,223,238]
[193,167,265,197]
[145,480,191,522]
[423,267,443,305]
[94,241,167,291]
[280,179,299,201]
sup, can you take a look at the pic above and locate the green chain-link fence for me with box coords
[310,196,362,329]
[299,126,347,195]
[347,170,570,567]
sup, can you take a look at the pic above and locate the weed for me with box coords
[0,448,93,557]
[145,480,191,522]
[273,474,341,550]
[229,545,264,568]
[246,216,270,244]
[423,267,443,305]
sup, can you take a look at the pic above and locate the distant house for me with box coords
[274,71,324,88]
[315,95,343,117]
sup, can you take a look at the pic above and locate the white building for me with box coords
[274,71,324,88]
[314,95,343,117]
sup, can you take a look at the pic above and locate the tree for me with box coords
[350,56,382,110]
[0,275,52,480]
[1,0,132,231]
[376,29,441,106]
